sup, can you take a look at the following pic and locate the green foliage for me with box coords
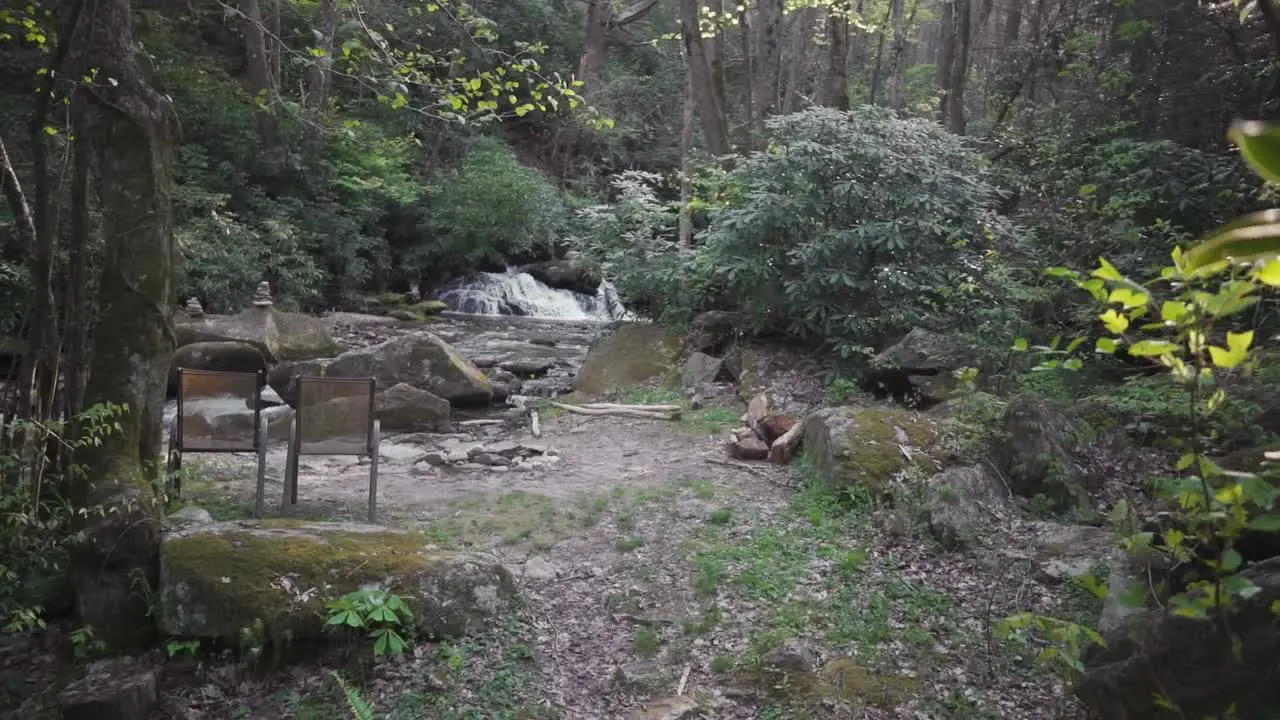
[332,671,377,720]
[0,403,125,632]
[584,107,1025,356]
[402,136,567,279]
[1001,121,1280,697]
[325,587,414,656]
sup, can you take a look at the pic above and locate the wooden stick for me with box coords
[676,663,691,695]
[459,419,505,426]
[529,409,542,438]
[578,402,683,412]
[548,401,679,421]
[768,421,804,465]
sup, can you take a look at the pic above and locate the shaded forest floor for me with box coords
[119,400,1092,720]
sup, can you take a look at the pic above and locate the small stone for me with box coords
[445,451,470,463]
[422,451,449,466]
[168,506,213,527]
[540,455,561,465]
[544,447,560,457]
[484,440,524,458]
[762,639,817,672]
[509,462,533,472]
[473,452,510,467]
[489,465,509,473]
[522,556,557,580]
[460,462,486,471]
[728,435,769,461]
[184,297,204,317]
[251,280,273,307]
[625,695,702,720]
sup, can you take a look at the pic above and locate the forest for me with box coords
[4,0,1280,717]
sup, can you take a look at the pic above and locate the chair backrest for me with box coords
[294,376,376,456]
[175,368,264,452]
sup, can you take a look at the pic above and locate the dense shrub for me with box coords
[582,106,1030,358]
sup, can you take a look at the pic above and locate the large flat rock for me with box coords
[158,520,515,642]
[176,308,341,363]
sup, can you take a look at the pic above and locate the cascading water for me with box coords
[437,268,628,320]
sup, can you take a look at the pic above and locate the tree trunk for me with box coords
[240,0,277,148]
[751,0,785,131]
[946,0,971,133]
[0,135,35,254]
[706,0,729,126]
[781,8,815,113]
[738,4,755,144]
[678,53,694,248]
[62,0,179,650]
[823,1,850,109]
[936,0,956,122]
[681,0,731,155]
[869,3,893,104]
[303,0,338,151]
[577,0,613,93]
[884,0,906,109]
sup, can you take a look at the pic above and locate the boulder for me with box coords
[521,257,603,295]
[1028,521,1112,584]
[269,331,492,407]
[168,341,267,395]
[687,311,742,355]
[728,432,769,461]
[925,465,1007,550]
[865,328,975,407]
[158,520,515,643]
[992,397,1092,512]
[1076,558,1280,719]
[801,406,942,494]
[174,307,341,363]
[681,352,725,389]
[573,323,682,395]
[57,657,157,720]
[376,383,452,433]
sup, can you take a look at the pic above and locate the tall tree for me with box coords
[681,0,731,155]
[945,0,972,133]
[61,0,180,647]
[576,0,660,94]
[823,0,852,109]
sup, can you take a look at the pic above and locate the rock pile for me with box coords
[417,439,560,473]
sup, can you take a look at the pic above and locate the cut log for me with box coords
[728,433,769,460]
[768,420,804,465]
[530,409,542,438]
[58,658,158,720]
[580,402,683,412]
[549,401,680,421]
[744,393,773,441]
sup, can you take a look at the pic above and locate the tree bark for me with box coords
[946,0,972,133]
[240,0,277,148]
[62,0,179,650]
[823,1,851,109]
[679,51,694,248]
[576,0,660,94]
[680,0,731,155]
[751,0,785,131]
[884,0,907,109]
[737,3,755,144]
[0,135,35,252]
[936,0,956,123]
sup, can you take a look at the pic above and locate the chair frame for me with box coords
[281,376,380,523]
[167,368,269,516]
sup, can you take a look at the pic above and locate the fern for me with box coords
[331,671,376,720]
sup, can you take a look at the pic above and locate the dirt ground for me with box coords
[159,395,1086,720]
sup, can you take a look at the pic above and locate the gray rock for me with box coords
[175,307,340,364]
[681,352,725,389]
[169,341,267,395]
[167,506,214,527]
[522,556,557,581]
[925,466,1007,550]
[422,451,449,466]
[473,453,510,467]
[762,639,817,672]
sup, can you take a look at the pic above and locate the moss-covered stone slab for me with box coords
[175,307,341,363]
[801,406,943,493]
[573,323,682,395]
[158,520,515,643]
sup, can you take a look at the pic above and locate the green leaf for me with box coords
[1129,340,1178,357]
[1221,548,1243,573]
[1092,257,1124,282]
[1160,301,1188,324]
[1257,259,1280,287]
[1095,337,1118,354]
[1229,120,1280,184]
[1182,210,1280,272]
[1012,337,1028,352]
[1099,309,1129,334]
[1208,330,1253,369]
[1246,513,1280,532]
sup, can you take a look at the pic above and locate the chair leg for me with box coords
[254,425,267,519]
[368,420,380,523]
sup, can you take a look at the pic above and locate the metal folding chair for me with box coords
[167,368,268,515]
[281,376,380,522]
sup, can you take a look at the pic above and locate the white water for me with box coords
[437,268,627,321]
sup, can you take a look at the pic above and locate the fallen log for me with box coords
[549,401,680,421]
[768,420,804,465]
[578,402,683,412]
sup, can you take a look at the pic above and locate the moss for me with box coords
[406,300,448,315]
[159,521,513,643]
[739,659,923,708]
[573,324,683,395]
[374,292,407,308]
[803,407,943,494]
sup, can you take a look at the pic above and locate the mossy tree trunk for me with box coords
[62,0,180,650]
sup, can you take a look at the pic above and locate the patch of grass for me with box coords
[389,616,555,720]
[681,606,722,637]
[610,385,741,435]
[615,536,645,553]
[616,512,637,531]
[710,655,736,674]
[414,491,611,551]
[632,628,662,658]
[707,508,733,525]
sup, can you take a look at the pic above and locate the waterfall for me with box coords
[437,268,628,321]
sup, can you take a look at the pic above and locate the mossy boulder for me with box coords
[573,323,682,395]
[992,397,1092,511]
[269,331,492,407]
[521,257,603,295]
[158,520,515,643]
[801,406,943,493]
[175,307,341,363]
